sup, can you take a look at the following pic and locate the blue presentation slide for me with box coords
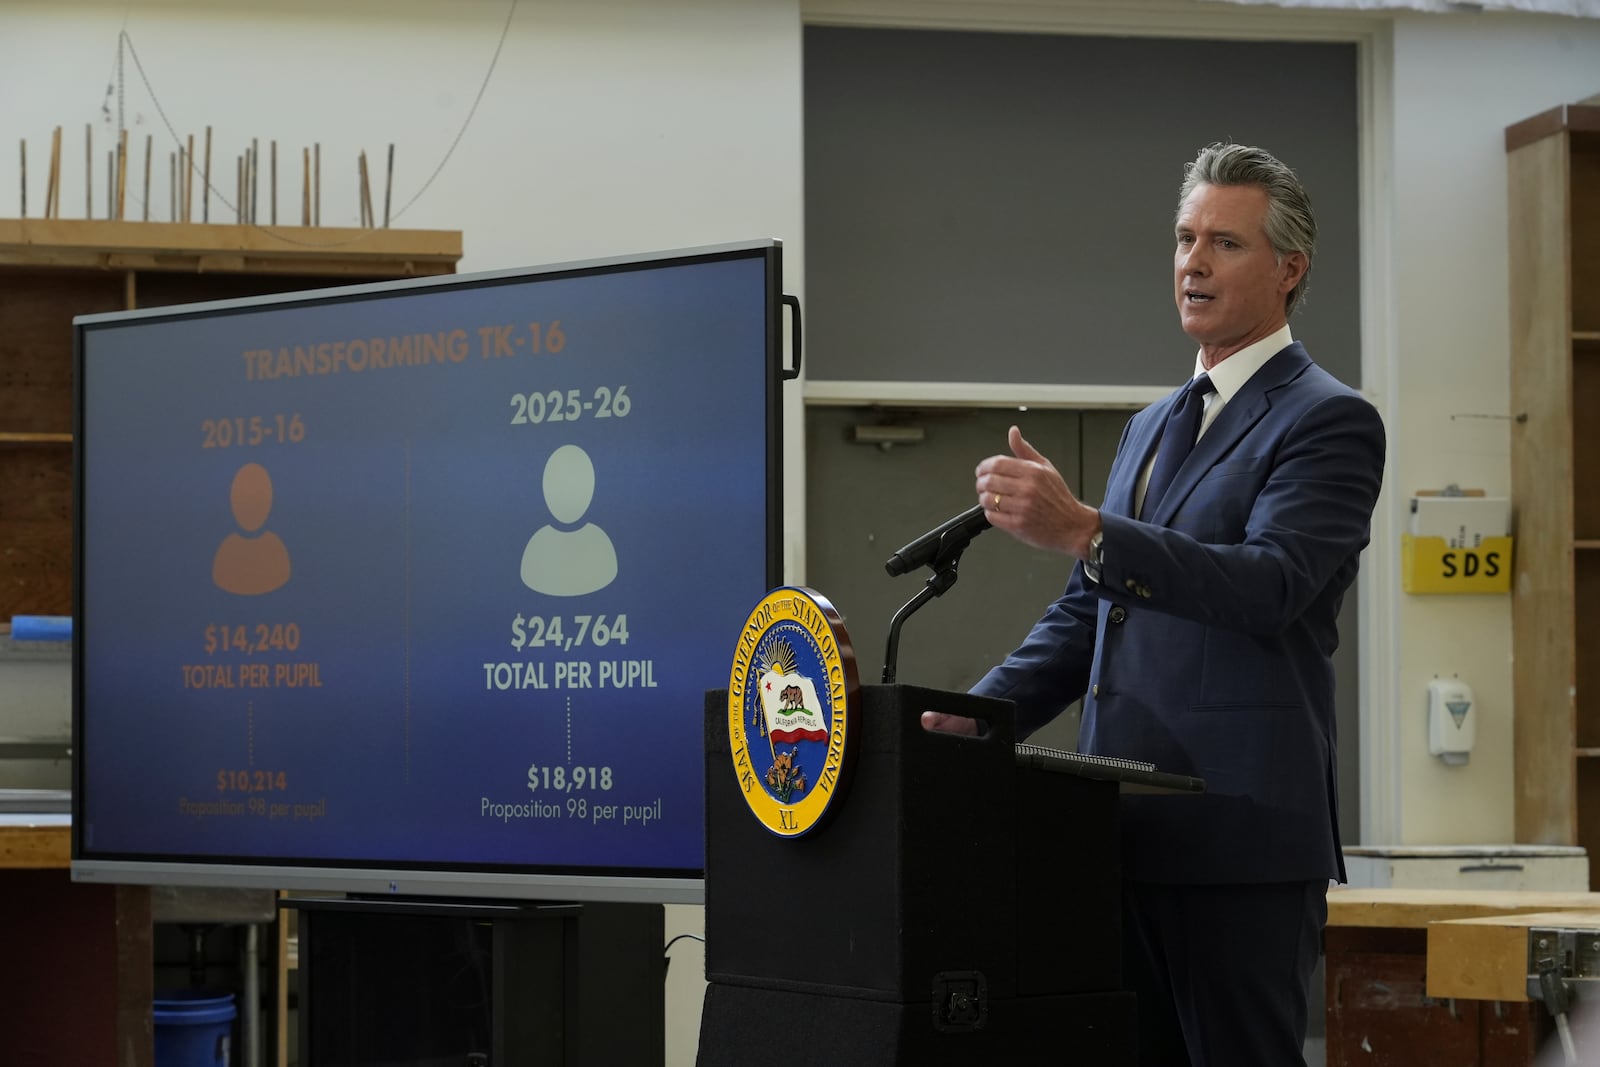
[77,249,774,877]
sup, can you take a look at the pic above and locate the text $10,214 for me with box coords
[218,769,288,793]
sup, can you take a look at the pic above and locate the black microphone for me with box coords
[884,504,992,577]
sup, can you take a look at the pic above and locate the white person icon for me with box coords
[520,444,618,596]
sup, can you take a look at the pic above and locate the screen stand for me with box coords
[284,896,664,1066]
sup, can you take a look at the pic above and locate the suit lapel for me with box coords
[1145,343,1312,528]
[1107,395,1174,518]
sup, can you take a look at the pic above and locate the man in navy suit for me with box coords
[923,143,1386,1065]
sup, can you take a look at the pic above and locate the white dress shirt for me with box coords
[1131,324,1293,518]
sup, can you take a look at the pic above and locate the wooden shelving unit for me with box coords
[1509,102,1600,885]
[0,217,461,622]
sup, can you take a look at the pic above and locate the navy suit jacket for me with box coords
[972,343,1385,884]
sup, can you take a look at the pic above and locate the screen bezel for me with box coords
[70,239,785,904]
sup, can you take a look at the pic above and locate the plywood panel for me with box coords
[1579,757,1600,890]
[135,270,344,310]
[1428,909,1600,1001]
[1575,552,1600,750]
[1326,945,1481,1065]
[0,267,124,433]
[0,870,151,1066]
[1510,131,1579,844]
[1572,135,1600,332]
[0,218,460,277]
[1326,887,1600,929]
[0,823,69,867]
[0,445,72,617]
[1575,351,1600,539]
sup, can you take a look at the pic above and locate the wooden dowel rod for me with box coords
[18,139,25,218]
[203,125,212,223]
[85,124,93,218]
[116,129,127,220]
[384,143,394,228]
[142,134,152,221]
[271,140,277,226]
[49,126,62,219]
[185,133,194,222]
[314,143,320,226]
[302,147,310,226]
[0,432,73,444]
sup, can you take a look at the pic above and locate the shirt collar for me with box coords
[1190,323,1293,403]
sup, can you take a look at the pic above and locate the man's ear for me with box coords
[1280,251,1309,294]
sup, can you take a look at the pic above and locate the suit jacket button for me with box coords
[1109,606,1127,624]
[1091,684,1100,697]
[1124,578,1138,592]
[1138,586,1152,599]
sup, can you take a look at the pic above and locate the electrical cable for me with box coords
[102,0,517,245]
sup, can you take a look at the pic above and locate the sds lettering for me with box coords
[1441,551,1500,579]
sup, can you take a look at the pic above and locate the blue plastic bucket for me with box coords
[154,990,235,1067]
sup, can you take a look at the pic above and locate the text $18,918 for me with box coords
[206,623,301,655]
[527,765,613,793]
[511,614,628,652]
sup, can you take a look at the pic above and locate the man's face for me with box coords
[1173,182,1305,359]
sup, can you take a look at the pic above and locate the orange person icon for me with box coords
[213,462,291,595]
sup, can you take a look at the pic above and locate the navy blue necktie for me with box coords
[1140,373,1214,520]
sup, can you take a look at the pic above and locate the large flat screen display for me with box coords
[72,241,783,903]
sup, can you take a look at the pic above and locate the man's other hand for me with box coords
[920,710,981,735]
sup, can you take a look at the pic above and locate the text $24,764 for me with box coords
[510,614,628,652]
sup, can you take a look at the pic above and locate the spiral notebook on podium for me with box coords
[1015,742,1206,795]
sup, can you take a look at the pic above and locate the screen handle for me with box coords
[782,294,802,381]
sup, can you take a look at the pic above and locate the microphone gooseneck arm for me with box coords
[882,547,966,685]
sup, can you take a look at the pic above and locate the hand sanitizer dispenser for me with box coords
[1428,678,1475,766]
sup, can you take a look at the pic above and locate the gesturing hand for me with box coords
[975,426,1100,558]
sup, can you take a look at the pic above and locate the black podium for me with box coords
[698,684,1139,1065]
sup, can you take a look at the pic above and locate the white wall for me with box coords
[2,2,803,1064]
[1383,11,1600,842]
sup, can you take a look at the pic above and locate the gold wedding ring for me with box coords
[992,493,1002,511]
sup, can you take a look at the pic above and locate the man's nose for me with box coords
[1181,245,1210,275]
